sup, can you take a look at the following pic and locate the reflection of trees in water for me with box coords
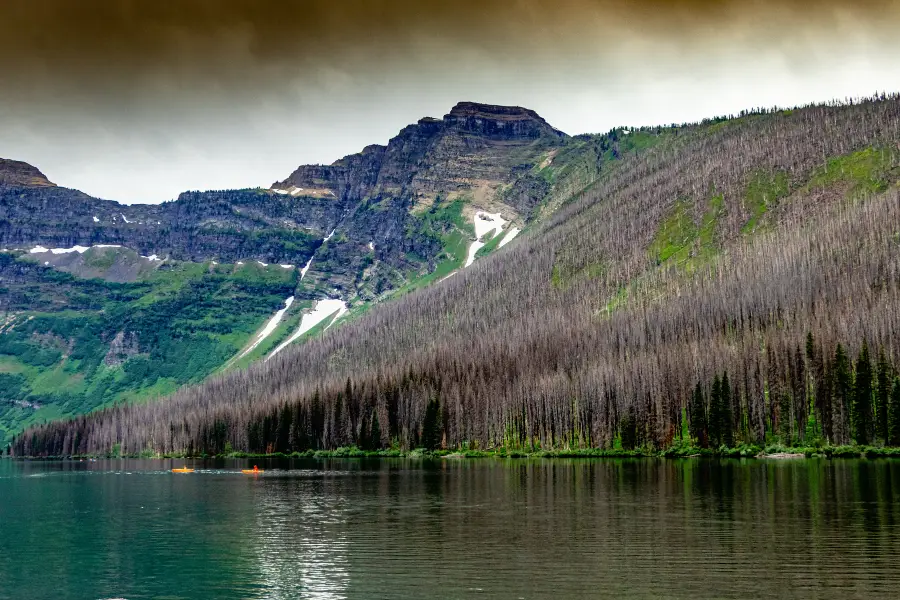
[239,459,900,598]
[253,476,350,600]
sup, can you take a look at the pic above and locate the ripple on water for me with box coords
[3,458,900,599]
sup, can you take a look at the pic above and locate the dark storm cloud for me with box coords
[3,0,894,82]
[0,0,897,202]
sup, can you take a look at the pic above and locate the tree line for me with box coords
[681,337,900,450]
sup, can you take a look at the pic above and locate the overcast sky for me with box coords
[1,0,898,203]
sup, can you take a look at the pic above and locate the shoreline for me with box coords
[9,443,900,461]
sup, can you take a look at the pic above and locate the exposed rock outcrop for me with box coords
[1,102,578,300]
[103,331,141,367]
[0,158,55,187]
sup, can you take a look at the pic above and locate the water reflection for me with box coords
[254,472,351,599]
[3,458,900,599]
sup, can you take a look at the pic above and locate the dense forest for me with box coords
[12,94,900,457]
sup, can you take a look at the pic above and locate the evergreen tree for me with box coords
[833,344,852,444]
[333,392,346,447]
[766,344,779,438]
[721,371,734,447]
[620,405,638,450]
[386,384,400,440]
[370,409,382,450]
[689,381,707,447]
[793,345,808,441]
[422,394,442,450]
[778,391,793,443]
[709,375,722,447]
[310,388,325,449]
[806,333,817,434]
[807,333,831,442]
[357,411,369,449]
[890,378,900,447]
[853,341,874,445]
[876,349,891,443]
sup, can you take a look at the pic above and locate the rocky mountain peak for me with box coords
[444,102,568,139]
[0,158,56,187]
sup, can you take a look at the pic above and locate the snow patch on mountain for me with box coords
[300,257,313,280]
[267,298,347,360]
[324,302,349,330]
[31,245,91,254]
[464,211,508,268]
[473,211,507,240]
[498,227,520,248]
[239,296,295,359]
[30,244,168,264]
[464,240,485,267]
[53,246,90,254]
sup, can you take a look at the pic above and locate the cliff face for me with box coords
[2,102,574,300]
[270,102,569,296]
[0,187,321,266]
[277,102,566,208]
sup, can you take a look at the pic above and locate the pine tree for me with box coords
[889,378,900,447]
[778,390,793,443]
[311,388,325,449]
[422,394,442,450]
[807,333,831,443]
[620,405,638,450]
[357,411,369,450]
[333,392,346,447]
[709,375,722,447]
[853,341,874,446]
[766,344,779,439]
[721,371,734,447]
[689,381,707,447]
[793,345,808,441]
[370,409,382,450]
[876,349,891,443]
[833,344,852,444]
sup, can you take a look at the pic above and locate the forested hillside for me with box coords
[2,102,650,446]
[13,95,900,457]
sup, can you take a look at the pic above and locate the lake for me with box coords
[1,457,899,599]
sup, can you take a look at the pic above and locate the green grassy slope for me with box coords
[0,254,298,445]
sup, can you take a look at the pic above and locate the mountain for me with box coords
[0,102,649,446]
[13,96,900,455]
[14,94,900,458]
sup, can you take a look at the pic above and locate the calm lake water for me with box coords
[2,457,900,600]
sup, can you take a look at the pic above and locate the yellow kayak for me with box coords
[241,468,263,474]
[172,467,194,473]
